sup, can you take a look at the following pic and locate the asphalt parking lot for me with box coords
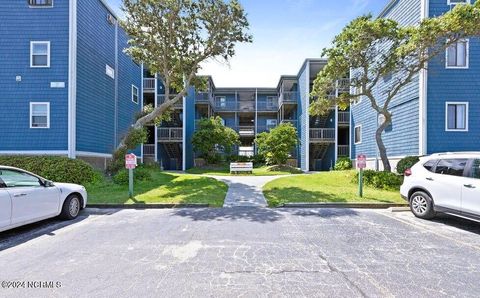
[1,207,480,297]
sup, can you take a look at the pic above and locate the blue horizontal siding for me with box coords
[0,1,69,151]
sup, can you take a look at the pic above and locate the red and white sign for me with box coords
[357,154,367,169]
[125,153,137,169]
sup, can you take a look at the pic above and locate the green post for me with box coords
[128,168,134,198]
[358,168,363,198]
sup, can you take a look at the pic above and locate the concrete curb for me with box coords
[86,203,210,209]
[279,203,409,209]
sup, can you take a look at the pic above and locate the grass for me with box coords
[86,169,228,207]
[186,165,302,176]
[263,170,405,207]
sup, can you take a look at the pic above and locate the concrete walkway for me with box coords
[208,175,283,207]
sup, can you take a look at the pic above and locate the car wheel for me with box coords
[60,194,81,220]
[409,191,435,220]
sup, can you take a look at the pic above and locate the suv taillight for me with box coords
[404,168,412,177]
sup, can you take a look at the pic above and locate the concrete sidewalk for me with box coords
[208,175,282,207]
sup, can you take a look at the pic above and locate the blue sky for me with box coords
[106,0,386,87]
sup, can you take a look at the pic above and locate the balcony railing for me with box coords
[279,92,298,105]
[214,101,238,111]
[158,95,183,109]
[157,127,183,142]
[143,144,155,156]
[143,78,155,91]
[338,145,349,157]
[309,128,335,143]
[195,92,211,103]
[237,126,255,136]
[336,78,350,93]
[256,125,277,134]
[257,101,278,111]
[338,111,349,124]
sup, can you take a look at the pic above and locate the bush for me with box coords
[255,123,298,166]
[334,157,352,171]
[267,165,303,174]
[112,166,153,185]
[228,155,250,163]
[351,170,403,190]
[0,156,100,185]
[396,156,420,175]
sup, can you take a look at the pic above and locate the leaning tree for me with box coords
[110,0,252,171]
[310,2,480,172]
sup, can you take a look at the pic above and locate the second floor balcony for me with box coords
[279,91,299,105]
[158,95,183,109]
[157,127,183,143]
[338,111,349,125]
[143,78,156,91]
[309,128,335,143]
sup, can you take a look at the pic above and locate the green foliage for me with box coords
[396,156,420,175]
[112,166,153,185]
[334,157,353,171]
[135,104,172,126]
[310,2,480,171]
[192,117,240,164]
[255,123,298,166]
[226,154,265,167]
[0,156,100,185]
[351,170,403,191]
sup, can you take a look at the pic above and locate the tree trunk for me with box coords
[375,112,392,172]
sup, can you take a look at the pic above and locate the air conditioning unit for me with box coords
[107,14,116,25]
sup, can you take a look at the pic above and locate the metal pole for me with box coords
[129,168,134,198]
[358,168,363,197]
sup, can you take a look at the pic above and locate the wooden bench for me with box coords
[230,162,253,174]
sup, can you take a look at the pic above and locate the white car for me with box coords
[400,152,480,221]
[0,166,87,232]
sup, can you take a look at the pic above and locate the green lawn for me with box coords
[263,171,404,207]
[186,165,302,176]
[86,170,227,207]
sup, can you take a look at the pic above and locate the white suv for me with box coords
[400,152,480,221]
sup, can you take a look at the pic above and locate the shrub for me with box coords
[255,123,298,166]
[0,156,100,185]
[251,154,266,166]
[228,155,250,163]
[351,170,403,190]
[112,166,152,185]
[396,156,420,175]
[267,165,303,174]
[334,157,352,171]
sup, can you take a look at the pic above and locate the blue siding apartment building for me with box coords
[0,0,142,168]
[1,0,477,172]
[143,60,350,171]
[352,0,480,170]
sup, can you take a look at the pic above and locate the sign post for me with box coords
[356,154,367,198]
[125,153,137,198]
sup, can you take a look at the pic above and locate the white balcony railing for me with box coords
[309,128,335,143]
[143,78,155,90]
[143,144,155,156]
[157,127,183,142]
[338,111,349,124]
[338,145,349,157]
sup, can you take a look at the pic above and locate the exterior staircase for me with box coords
[162,143,182,170]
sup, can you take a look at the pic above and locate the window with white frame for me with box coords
[447,0,470,5]
[446,102,468,131]
[446,39,469,68]
[106,65,115,79]
[29,0,53,7]
[132,85,139,104]
[30,102,50,128]
[354,125,362,144]
[30,41,50,67]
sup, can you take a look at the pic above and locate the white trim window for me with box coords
[447,0,470,5]
[446,39,469,69]
[30,41,50,68]
[29,0,53,7]
[30,102,50,128]
[446,102,468,132]
[216,96,227,108]
[354,125,362,144]
[132,85,139,104]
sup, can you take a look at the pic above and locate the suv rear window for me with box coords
[423,159,437,172]
[435,159,468,177]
